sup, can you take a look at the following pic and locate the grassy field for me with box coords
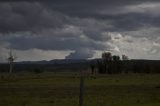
[0,72,160,106]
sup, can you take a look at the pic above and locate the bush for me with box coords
[33,68,43,74]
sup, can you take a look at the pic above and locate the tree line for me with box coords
[90,52,160,74]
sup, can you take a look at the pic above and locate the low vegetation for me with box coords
[0,72,160,106]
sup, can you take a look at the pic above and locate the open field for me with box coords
[0,72,160,106]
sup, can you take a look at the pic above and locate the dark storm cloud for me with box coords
[0,2,68,33]
[1,0,160,59]
[3,33,108,50]
[42,0,160,17]
[109,13,159,31]
[1,0,160,33]
[43,0,160,32]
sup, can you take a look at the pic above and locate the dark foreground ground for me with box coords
[0,72,160,106]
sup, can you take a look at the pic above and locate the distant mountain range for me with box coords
[15,59,91,64]
[3,59,160,65]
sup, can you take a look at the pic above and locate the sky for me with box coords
[1,0,160,62]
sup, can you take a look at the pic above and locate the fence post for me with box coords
[79,70,84,106]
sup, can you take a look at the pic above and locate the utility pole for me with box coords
[79,70,84,106]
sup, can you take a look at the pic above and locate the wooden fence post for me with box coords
[79,71,84,106]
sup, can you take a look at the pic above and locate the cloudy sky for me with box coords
[0,0,160,62]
